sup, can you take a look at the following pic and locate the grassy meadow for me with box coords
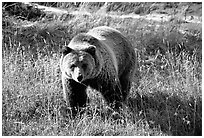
[2,2,202,136]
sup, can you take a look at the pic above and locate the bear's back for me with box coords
[87,26,135,75]
[87,26,124,48]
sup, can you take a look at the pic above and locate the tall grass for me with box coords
[2,2,202,136]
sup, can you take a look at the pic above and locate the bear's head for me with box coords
[60,46,102,83]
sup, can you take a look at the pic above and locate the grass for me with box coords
[2,2,202,136]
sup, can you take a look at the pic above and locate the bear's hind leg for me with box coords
[100,82,123,111]
[100,82,127,120]
[119,68,134,101]
[120,63,140,102]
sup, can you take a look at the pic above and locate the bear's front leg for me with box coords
[62,75,88,116]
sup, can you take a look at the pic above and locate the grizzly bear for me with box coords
[60,26,138,115]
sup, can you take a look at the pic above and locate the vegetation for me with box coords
[2,2,202,136]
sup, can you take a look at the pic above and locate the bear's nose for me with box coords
[77,75,83,82]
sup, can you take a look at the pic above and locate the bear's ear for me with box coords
[85,46,96,56]
[61,47,72,55]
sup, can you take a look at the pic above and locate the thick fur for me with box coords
[60,26,138,115]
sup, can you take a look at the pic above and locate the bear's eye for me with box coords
[82,64,87,69]
[70,64,76,69]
